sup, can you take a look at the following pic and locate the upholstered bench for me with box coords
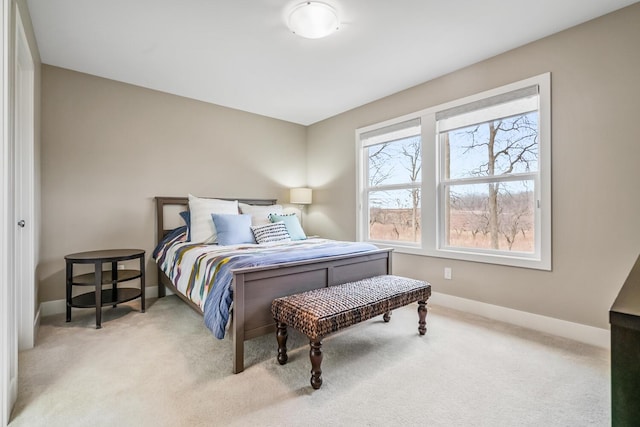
[270,274,432,389]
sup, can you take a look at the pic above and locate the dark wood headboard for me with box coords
[154,196,278,243]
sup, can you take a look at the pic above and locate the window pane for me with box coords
[367,136,421,187]
[445,180,535,252]
[369,188,421,243]
[442,111,538,180]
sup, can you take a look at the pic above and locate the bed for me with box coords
[154,196,393,373]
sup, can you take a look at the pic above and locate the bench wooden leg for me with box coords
[383,311,391,322]
[310,339,323,390]
[276,321,288,365]
[418,301,428,335]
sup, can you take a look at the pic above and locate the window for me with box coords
[357,73,551,270]
[360,119,422,245]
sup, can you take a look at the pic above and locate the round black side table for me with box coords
[65,249,145,329]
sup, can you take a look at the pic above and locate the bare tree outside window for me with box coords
[442,109,538,252]
[366,134,421,243]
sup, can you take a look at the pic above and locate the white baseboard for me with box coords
[39,286,609,348]
[40,285,171,317]
[40,299,65,317]
[430,291,610,349]
[33,305,41,344]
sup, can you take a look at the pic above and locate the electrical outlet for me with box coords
[444,267,452,280]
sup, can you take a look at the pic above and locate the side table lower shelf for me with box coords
[70,288,143,308]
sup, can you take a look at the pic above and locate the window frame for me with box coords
[359,119,423,247]
[356,73,551,270]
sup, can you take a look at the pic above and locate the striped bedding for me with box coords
[153,229,379,339]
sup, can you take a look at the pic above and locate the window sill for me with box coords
[366,241,551,271]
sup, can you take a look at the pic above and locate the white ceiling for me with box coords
[27,0,638,125]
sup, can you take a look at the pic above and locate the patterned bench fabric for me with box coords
[271,275,431,340]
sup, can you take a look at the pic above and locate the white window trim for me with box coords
[356,73,551,270]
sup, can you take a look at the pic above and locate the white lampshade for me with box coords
[287,2,339,39]
[290,188,312,205]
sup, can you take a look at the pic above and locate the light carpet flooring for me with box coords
[10,296,610,426]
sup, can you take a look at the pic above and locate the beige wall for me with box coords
[39,66,307,302]
[306,4,640,329]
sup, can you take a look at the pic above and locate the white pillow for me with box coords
[188,194,238,243]
[238,203,283,226]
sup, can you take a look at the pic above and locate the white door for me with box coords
[1,0,18,424]
[14,6,35,351]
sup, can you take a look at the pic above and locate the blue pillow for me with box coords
[211,213,255,245]
[268,213,306,240]
[179,211,190,227]
[179,211,191,241]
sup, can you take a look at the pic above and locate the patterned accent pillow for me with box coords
[188,194,239,243]
[268,212,306,240]
[251,221,291,244]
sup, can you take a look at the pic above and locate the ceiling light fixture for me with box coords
[288,2,339,39]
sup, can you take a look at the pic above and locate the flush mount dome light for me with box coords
[288,2,339,39]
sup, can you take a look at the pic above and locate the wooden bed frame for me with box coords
[155,196,393,373]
